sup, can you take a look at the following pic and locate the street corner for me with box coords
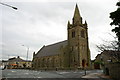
[82,73,101,78]
[100,74,113,80]
[81,73,113,80]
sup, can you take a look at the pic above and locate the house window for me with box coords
[72,31,75,38]
[81,30,85,38]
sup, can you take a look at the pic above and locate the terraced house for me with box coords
[32,4,91,70]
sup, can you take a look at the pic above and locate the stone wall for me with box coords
[105,62,120,80]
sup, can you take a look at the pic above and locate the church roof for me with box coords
[35,40,68,57]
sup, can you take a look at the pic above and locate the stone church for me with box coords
[32,4,91,70]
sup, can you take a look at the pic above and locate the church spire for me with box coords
[73,4,82,25]
[73,4,81,19]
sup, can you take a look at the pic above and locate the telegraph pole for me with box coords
[22,45,29,61]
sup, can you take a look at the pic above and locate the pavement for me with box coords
[82,73,113,80]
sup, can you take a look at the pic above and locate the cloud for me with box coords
[1,1,119,60]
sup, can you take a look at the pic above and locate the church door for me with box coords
[82,59,86,68]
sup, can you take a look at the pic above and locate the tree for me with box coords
[110,1,120,51]
[96,38,118,52]
[96,39,120,62]
[96,2,120,62]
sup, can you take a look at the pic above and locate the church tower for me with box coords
[67,4,90,69]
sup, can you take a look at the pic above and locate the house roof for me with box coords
[8,56,26,62]
[2,60,8,62]
[95,54,101,59]
[101,50,120,60]
[35,40,68,57]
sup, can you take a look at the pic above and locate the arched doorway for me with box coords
[82,59,86,68]
[105,68,109,75]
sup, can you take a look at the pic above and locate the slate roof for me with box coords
[101,50,120,60]
[8,56,26,62]
[35,40,68,57]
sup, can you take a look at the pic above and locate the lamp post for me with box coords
[0,2,17,10]
[22,45,29,61]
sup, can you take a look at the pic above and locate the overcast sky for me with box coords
[0,0,119,60]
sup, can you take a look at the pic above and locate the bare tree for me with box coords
[96,35,120,62]
[96,38,118,52]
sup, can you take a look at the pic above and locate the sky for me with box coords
[0,0,119,60]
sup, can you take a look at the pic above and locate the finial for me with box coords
[85,20,87,25]
[68,21,70,25]
[75,3,78,8]
[67,20,71,29]
[17,56,20,58]
[33,52,35,56]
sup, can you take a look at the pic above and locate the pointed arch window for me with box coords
[72,31,75,38]
[81,30,85,38]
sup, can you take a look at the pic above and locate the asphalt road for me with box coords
[1,69,103,78]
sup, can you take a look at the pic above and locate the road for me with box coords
[1,69,103,78]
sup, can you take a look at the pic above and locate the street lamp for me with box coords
[22,45,29,61]
[0,2,17,10]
